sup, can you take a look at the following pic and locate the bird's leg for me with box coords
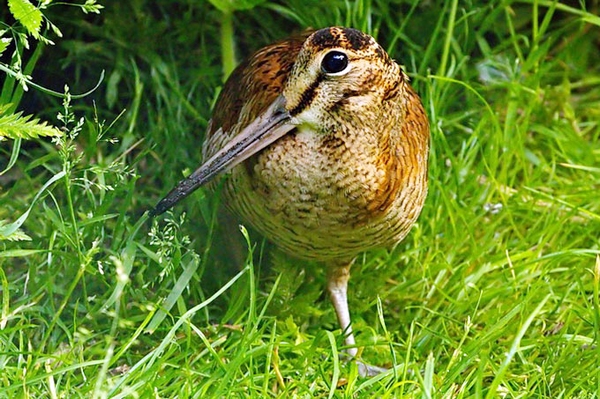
[327,261,389,377]
[327,261,357,357]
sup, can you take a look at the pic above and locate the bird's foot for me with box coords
[339,351,388,377]
[355,360,388,377]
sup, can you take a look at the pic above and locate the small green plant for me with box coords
[0,0,103,242]
[0,102,61,140]
[0,0,103,137]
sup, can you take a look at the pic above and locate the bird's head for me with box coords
[284,27,405,131]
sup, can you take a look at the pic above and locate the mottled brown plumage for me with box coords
[152,27,429,375]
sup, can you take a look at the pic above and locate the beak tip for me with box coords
[149,195,177,218]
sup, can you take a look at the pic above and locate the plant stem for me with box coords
[221,11,236,80]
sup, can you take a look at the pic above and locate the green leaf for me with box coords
[0,220,31,241]
[81,0,104,14]
[0,37,12,57]
[0,249,45,258]
[0,103,62,140]
[7,0,43,39]
[208,0,266,13]
[0,170,65,239]
[145,254,201,333]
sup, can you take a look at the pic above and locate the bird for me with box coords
[150,26,429,375]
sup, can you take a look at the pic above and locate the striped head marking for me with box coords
[283,27,405,129]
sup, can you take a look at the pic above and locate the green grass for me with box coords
[1,0,600,397]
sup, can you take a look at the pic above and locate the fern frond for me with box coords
[0,103,62,140]
[0,220,32,242]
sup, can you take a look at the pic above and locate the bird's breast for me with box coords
[249,126,386,227]
[218,123,426,261]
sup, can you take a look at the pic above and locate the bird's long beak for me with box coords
[150,94,293,216]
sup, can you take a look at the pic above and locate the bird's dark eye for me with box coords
[321,51,349,74]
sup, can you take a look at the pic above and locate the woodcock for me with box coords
[151,27,429,375]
